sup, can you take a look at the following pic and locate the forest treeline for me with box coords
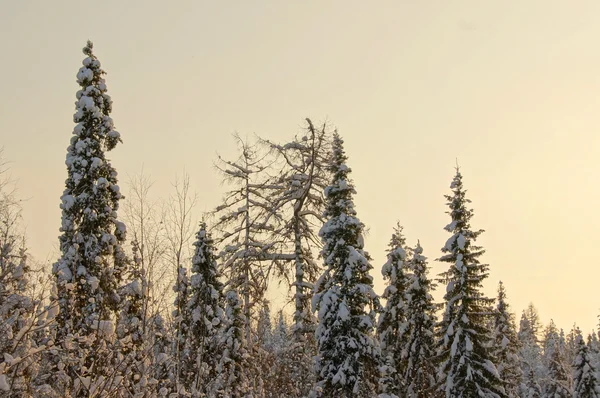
[1,42,598,398]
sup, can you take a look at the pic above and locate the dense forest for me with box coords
[1,42,599,398]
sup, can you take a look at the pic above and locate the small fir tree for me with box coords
[185,222,225,394]
[214,289,251,397]
[492,282,522,398]
[377,223,410,396]
[173,264,191,393]
[402,242,438,398]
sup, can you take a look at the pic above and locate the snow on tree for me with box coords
[51,40,128,395]
[572,333,599,398]
[0,154,40,395]
[213,135,279,345]
[266,312,302,397]
[312,133,380,397]
[524,369,543,398]
[172,263,191,393]
[435,167,505,398]
[264,118,330,340]
[519,306,543,394]
[565,325,581,371]
[122,171,170,333]
[401,242,438,398]
[377,223,410,396]
[542,320,561,365]
[491,281,522,398]
[182,222,225,395]
[520,304,542,346]
[542,336,572,398]
[257,300,274,353]
[152,313,174,396]
[0,245,37,395]
[116,240,150,395]
[213,289,251,397]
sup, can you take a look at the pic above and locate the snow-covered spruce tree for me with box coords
[524,369,542,398]
[52,40,128,395]
[542,319,560,366]
[491,282,522,398]
[266,312,298,397]
[519,307,543,394]
[542,339,572,398]
[401,241,438,398]
[435,168,504,398]
[182,222,225,395]
[213,135,278,345]
[572,333,599,398]
[213,289,251,397]
[565,325,581,371]
[312,133,380,397]
[377,223,410,396]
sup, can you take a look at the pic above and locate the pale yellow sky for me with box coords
[1,1,599,334]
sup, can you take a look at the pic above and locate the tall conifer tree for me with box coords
[312,133,380,397]
[435,168,504,397]
[52,41,128,394]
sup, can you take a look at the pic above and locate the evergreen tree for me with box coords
[572,334,599,398]
[402,242,438,398]
[542,339,572,398]
[491,282,522,398]
[312,133,380,397]
[542,320,560,366]
[566,325,581,371]
[520,304,542,344]
[173,263,190,393]
[52,40,128,395]
[524,369,543,398]
[257,300,274,352]
[266,312,299,397]
[184,222,225,395]
[214,289,251,397]
[519,307,543,394]
[435,168,504,397]
[377,223,409,396]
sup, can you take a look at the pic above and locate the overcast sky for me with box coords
[2,1,599,334]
